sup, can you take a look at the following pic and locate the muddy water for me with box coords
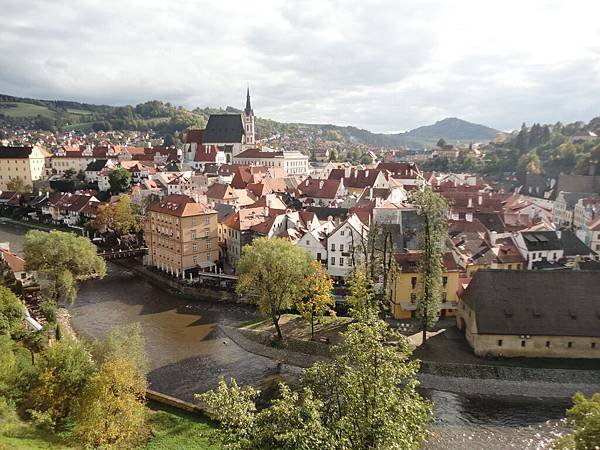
[0,222,571,449]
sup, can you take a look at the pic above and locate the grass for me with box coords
[0,102,56,118]
[144,405,221,450]
[0,404,222,450]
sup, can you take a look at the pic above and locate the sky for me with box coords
[1,0,599,133]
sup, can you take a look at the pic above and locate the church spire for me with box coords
[245,86,253,116]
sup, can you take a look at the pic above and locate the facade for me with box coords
[233,148,309,175]
[553,192,599,228]
[0,145,49,191]
[389,252,461,319]
[144,194,218,276]
[456,270,600,359]
[326,214,369,279]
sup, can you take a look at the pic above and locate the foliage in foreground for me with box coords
[553,392,600,450]
[198,319,432,450]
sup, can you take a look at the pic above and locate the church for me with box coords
[183,89,256,165]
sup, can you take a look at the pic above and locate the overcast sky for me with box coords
[1,1,599,132]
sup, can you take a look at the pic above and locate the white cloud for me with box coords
[0,0,599,132]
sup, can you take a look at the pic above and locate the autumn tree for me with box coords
[237,238,312,340]
[24,230,106,303]
[297,260,335,339]
[108,167,132,193]
[5,176,31,193]
[93,195,141,236]
[412,186,447,344]
[199,319,432,450]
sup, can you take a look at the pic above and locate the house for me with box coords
[514,230,595,270]
[233,148,309,175]
[0,247,36,286]
[84,159,114,184]
[326,213,369,280]
[206,183,238,206]
[328,168,390,194]
[221,207,272,267]
[143,194,219,276]
[553,192,599,229]
[456,270,600,359]
[48,192,100,227]
[296,178,347,206]
[389,251,461,319]
[0,144,49,191]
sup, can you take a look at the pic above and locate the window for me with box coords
[191,231,197,240]
[341,230,345,236]
[192,243,197,251]
[521,340,526,347]
[331,257,336,266]
[193,256,198,264]
[592,342,597,349]
[340,244,344,252]
[442,276,448,287]
[340,258,344,267]
[568,342,573,348]
[508,264,512,270]
[191,217,197,226]
[331,243,335,251]
[497,339,503,347]
[411,277,417,289]
[442,292,447,301]
[316,253,321,261]
[546,341,551,348]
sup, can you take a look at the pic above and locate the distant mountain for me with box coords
[0,94,498,148]
[404,117,498,142]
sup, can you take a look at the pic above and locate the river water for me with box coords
[0,222,571,449]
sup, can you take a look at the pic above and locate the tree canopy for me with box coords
[236,238,313,340]
[108,167,132,193]
[297,260,335,339]
[24,230,106,303]
[93,195,141,236]
[0,285,25,336]
[554,392,600,450]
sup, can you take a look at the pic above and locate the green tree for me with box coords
[412,186,447,344]
[199,319,431,450]
[93,195,141,236]
[108,167,132,193]
[236,238,312,340]
[63,168,77,179]
[298,260,335,340]
[74,356,147,449]
[24,230,106,303]
[345,268,378,322]
[554,392,600,450]
[0,335,18,398]
[0,285,25,336]
[30,337,94,429]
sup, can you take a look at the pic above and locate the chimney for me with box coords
[365,170,369,177]
[556,230,562,239]
[478,195,483,205]
[264,207,269,217]
[489,231,497,245]
[319,180,324,189]
[468,197,473,208]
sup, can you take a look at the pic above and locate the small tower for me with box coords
[243,87,255,146]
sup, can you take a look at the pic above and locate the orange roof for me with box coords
[0,248,25,272]
[148,194,213,217]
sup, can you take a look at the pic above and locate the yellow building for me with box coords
[389,251,461,319]
[144,194,219,277]
[0,145,49,191]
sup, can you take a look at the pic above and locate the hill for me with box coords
[0,94,498,148]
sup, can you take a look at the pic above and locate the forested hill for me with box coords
[1,94,498,149]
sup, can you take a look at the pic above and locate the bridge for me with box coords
[97,248,148,260]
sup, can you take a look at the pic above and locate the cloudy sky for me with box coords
[1,0,599,132]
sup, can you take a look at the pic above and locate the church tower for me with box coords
[243,87,255,146]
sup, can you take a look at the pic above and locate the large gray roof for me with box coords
[462,270,600,337]
[203,114,245,144]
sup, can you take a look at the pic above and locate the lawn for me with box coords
[249,313,352,345]
[0,102,56,118]
[0,405,222,450]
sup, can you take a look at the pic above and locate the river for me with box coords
[0,222,571,449]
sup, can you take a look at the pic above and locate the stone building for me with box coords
[456,270,600,359]
[144,194,218,276]
[0,145,49,191]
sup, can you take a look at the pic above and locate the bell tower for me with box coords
[243,87,255,146]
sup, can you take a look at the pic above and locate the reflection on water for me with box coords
[0,222,571,449]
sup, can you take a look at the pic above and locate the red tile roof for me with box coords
[148,194,213,217]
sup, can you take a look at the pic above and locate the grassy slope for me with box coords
[0,406,222,450]
[0,102,57,118]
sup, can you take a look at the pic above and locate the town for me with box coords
[0,87,599,448]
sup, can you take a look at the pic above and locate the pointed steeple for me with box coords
[245,86,253,116]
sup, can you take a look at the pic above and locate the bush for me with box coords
[38,299,57,323]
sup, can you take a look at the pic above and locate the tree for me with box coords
[554,392,600,450]
[412,186,447,344]
[345,268,377,322]
[63,168,77,179]
[74,356,147,449]
[93,195,141,236]
[199,319,432,450]
[436,138,447,148]
[24,230,106,303]
[0,335,18,398]
[5,176,31,193]
[236,238,313,340]
[108,167,132,193]
[92,322,147,376]
[0,285,25,336]
[30,337,94,429]
[297,261,335,340]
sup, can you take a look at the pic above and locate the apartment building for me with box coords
[0,145,49,191]
[144,194,218,276]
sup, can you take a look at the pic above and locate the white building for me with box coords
[233,148,309,175]
[326,214,369,279]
